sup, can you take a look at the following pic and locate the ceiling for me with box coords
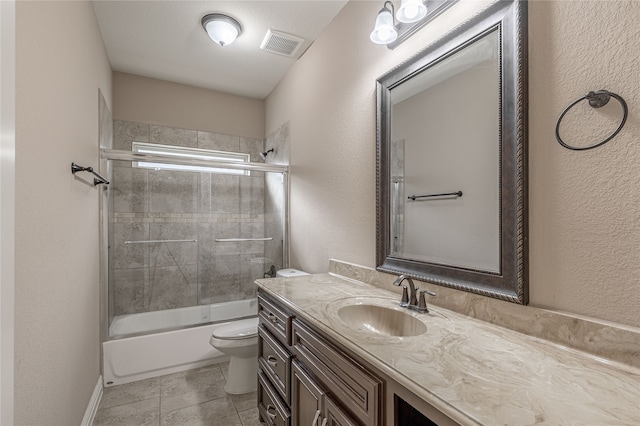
[93,1,349,100]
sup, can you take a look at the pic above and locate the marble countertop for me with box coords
[256,273,640,426]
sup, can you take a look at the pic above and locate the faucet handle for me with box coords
[400,285,409,307]
[417,289,436,312]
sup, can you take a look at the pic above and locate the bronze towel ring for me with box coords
[555,90,628,151]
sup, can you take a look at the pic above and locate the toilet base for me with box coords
[224,356,257,394]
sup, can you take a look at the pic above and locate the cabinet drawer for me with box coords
[292,319,382,426]
[258,294,292,345]
[258,325,292,404]
[258,370,291,426]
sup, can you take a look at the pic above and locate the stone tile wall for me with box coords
[110,120,284,316]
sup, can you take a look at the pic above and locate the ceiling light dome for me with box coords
[201,13,242,47]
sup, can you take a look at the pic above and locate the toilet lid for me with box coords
[211,317,259,340]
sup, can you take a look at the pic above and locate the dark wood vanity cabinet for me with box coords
[257,292,377,426]
[257,290,457,426]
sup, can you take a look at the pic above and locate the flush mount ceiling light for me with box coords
[201,13,242,47]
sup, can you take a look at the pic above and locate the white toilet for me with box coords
[209,268,309,394]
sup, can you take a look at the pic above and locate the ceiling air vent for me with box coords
[260,29,304,58]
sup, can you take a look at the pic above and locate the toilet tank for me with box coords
[276,269,309,278]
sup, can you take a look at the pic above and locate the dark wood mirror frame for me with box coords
[376,0,528,304]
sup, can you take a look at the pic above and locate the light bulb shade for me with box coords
[370,6,398,44]
[396,0,428,23]
[202,14,242,46]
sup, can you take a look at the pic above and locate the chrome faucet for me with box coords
[392,275,436,313]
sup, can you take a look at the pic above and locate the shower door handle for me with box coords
[267,355,278,368]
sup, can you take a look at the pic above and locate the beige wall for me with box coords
[113,72,265,139]
[1,1,16,424]
[266,0,640,328]
[15,1,112,424]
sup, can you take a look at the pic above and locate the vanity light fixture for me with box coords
[370,0,456,48]
[396,0,428,23]
[370,1,398,45]
[201,13,242,47]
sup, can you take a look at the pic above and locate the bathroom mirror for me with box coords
[376,0,528,303]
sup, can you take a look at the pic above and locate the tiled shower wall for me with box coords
[109,120,285,318]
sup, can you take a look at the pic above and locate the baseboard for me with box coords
[81,375,103,426]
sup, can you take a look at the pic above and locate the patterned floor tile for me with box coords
[160,396,241,426]
[230,390,258,413]
[160,365,227,413]
[95,362,260,425]
[100,377,161,410]
[238,407,265,426]
[94,398,160,426]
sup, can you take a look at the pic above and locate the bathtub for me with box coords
[103,298,258,386]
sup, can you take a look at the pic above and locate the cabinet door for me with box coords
[324,397,359,426]
[292,319,381,426]
[292,360,325,426]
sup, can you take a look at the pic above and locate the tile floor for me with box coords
[93,362,265,426]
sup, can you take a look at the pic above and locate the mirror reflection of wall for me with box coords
[390,29,500,272]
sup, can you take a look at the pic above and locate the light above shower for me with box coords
[131,142,249,175]
[259,148,275,160]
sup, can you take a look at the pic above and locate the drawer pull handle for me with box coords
[267,313,279,324]
[321,418,328,426]
[267,355,278,367]
[266,404,277,419]
[312,409,320,426]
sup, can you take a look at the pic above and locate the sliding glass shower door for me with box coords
[102,147,287,338]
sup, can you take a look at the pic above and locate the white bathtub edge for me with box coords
[103,324,230,387]
[81,375,103,426]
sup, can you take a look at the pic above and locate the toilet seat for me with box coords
[211,317,258,340]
